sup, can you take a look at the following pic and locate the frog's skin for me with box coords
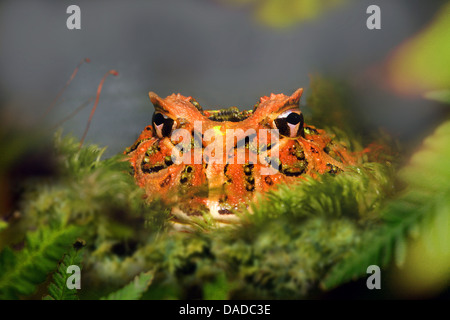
[125,88,356,230]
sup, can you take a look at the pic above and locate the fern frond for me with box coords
[44,240,85,300]
[0,225,82,299]
[100,271,154,300]
[322,120,450,289]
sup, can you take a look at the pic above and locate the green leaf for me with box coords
[101,271,154,300]
[0,220,8,232]
[321,120,450,289]
[388,3,450,94]
[0,225,82,299]
[43,241,85,300]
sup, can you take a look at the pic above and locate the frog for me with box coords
[124,88,357,230]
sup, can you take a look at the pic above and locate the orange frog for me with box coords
[125,88,357,230]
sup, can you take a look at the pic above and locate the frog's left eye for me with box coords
[152,112,175,138]
[273,110,304,138]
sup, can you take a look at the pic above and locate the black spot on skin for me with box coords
[243,163,255,191]
[243,163,254,176]
[281,160,308,177]
[190,99,203,112]
[207,107,251,122]
[283,170,305,177]
[165,157,174,166]
[327,163,342,175]
[160,175,171,188]
[291,143,305,159]
[265,176,273,186]
[224,164,233,183]
[296,150,305,160]
[126,138,151,154]
[142,163,166,174]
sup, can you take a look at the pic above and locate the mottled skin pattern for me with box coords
[125,88,356,230]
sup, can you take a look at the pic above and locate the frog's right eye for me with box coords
[152,112,175,138]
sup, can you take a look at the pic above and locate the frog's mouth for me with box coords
[205,107,253,122]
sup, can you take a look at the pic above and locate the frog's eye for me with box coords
[273,110,304,138]
[152,112,175,138]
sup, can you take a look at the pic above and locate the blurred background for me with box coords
[0,0,449,157]
[0,0,449,299]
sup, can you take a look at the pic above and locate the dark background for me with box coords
[0,0,446,156]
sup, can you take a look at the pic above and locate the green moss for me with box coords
[2,89,447,299]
